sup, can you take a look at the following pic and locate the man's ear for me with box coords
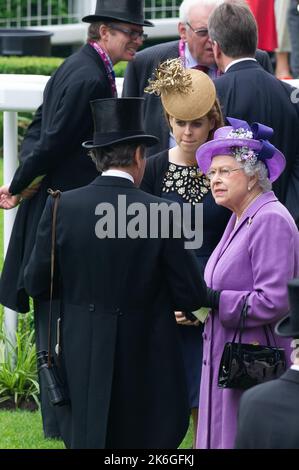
[178,22,187,42]
[212,40,221,60]
[134,145,145,168]
[99,23,109,41]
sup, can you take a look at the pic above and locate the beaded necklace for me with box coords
[89,41,117,97]
[162,162,210,205]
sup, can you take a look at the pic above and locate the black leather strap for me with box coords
[47,189,61,368]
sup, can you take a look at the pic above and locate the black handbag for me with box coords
[218,299,286,390]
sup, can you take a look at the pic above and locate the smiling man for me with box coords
[0,0,152,441]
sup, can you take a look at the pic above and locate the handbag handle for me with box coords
[47,188,61,368]
[231,296,249,344]
[232,296,278,348]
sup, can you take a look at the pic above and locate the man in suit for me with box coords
[23,97,209,449]
[0,0,152,438]
[235,278,299,449]
[122,0,273,157]
[208,2,299,226]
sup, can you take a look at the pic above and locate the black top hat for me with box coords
[275,278,299,338]
[82,0,154,27]
[82,98,159,149]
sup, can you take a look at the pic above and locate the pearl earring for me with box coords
[248,186,251,191]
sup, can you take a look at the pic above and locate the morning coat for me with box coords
[24,175,207,449]
[235,368,299,449]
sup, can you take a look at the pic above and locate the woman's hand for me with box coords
[175,311,200,326]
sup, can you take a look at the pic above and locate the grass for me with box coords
[0,408,192,449]
[0,410,65,449]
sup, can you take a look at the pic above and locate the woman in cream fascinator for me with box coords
[141,58,231,446]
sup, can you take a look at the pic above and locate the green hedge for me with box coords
[0,56,127,77]
[0,56,64,75]
[0,57,128,157]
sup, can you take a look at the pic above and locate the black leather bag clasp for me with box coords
[218,299,286,390]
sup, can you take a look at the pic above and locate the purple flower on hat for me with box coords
[233,146,258,166]
[227,117,275,164]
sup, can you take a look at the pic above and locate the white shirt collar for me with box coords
[101,169,134,183]
[225,57,257,73]
[291,364,299,372]
[184,43,198,69]
[184,42,217,75]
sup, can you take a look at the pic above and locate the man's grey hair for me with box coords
[89,142,145,172]
[179,0,224,23]
[87,20,121,41]
[242,160,272,193]
[87,22,106,41]
[208,2,257,57]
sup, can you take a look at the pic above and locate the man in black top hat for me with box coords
[0,0,152,439]
[23,97,208,449]
[235,278,299,449]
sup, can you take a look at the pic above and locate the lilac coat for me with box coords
[196,191,299,449]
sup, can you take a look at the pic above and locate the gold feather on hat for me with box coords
[144,58,192,96]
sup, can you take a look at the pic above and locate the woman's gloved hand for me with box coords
[205,287,221,309]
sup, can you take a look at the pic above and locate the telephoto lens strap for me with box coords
[47,189,61,368]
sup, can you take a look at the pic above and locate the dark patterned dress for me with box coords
[141,152,231,408]
[162,163,229,408]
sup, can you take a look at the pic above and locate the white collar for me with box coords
[225,57,257,73]
[184,43,198,69]
[291,364,299,372]
[102,169,134,183]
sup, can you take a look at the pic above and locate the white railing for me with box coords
[0,0,180,28]
[0,0,82,27]
[0,1,180,44]
[145,0,180,19]
[0,73,50,343]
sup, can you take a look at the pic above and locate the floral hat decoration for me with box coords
[196,117,286,182]
[144,58,216,121]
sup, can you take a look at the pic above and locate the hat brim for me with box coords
[82,134,159,149]
[82,15,154,26]
[161,69,216,122]
[196,137,286,182]
[275,314,299,338]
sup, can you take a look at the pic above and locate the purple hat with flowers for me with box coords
[196,117,286,182]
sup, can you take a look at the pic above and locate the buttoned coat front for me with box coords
[24,175,207,449]
[196,191,299,449]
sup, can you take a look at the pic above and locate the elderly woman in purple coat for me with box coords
[195,117,299,449]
